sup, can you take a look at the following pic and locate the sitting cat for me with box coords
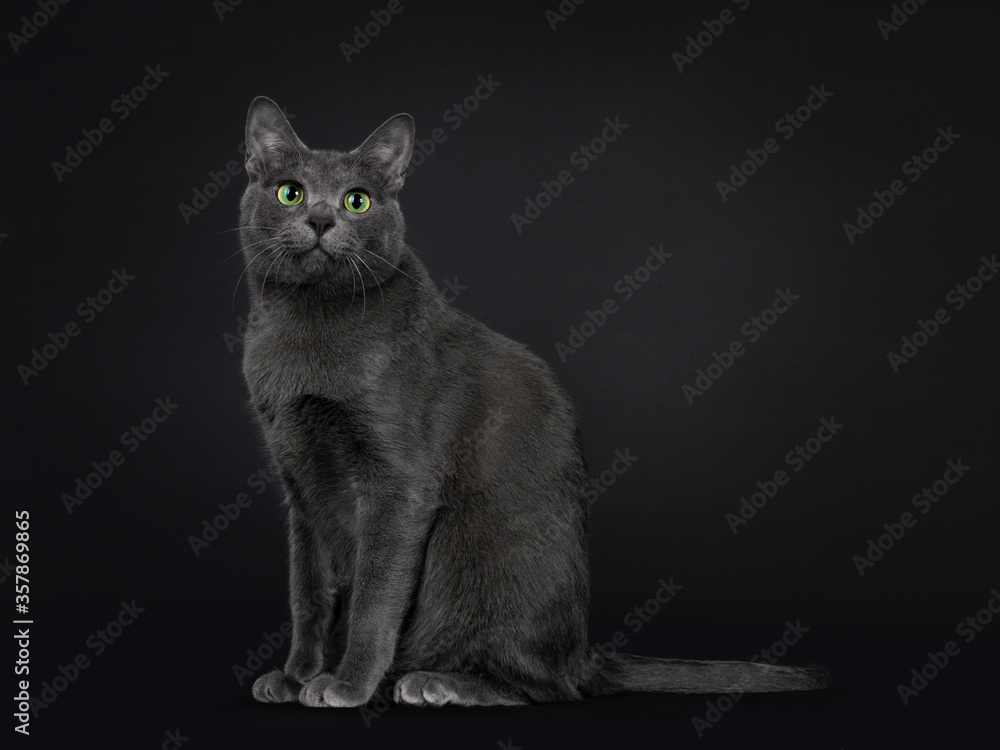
[237,96,829,708]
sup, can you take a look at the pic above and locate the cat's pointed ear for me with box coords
[352,114,415,193]
[244,96,307,180]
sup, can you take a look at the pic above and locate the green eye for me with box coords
[277,183,303,206]
[344,191,371,213]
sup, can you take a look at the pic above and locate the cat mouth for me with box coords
[306,243,347,257]
[297,244,354,275]
[294,244,334,264]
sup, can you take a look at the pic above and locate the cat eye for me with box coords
[344,190,371,214]
[276,183,304,206]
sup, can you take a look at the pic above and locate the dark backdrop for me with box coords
[4,0,998,746]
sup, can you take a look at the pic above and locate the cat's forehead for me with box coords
[296,148,368,185]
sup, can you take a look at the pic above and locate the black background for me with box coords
[4,0,998,746]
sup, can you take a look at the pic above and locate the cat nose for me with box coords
[307,202,335,236]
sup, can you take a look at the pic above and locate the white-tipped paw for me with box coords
[252,669,301,703]
[299,673,371,708]
[393,672,461,707]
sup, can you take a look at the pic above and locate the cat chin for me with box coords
[298,246,330,274]
[281,251,356,288]
[275,245,335,276]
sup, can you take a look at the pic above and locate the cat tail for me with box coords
[581,651,831,696]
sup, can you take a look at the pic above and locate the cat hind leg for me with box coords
[393,671,529,707]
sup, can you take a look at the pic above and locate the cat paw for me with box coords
[298,673,372,708]
[252,669,302,703]
[393,672,461,707]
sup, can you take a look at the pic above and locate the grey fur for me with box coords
[237,96,830,708]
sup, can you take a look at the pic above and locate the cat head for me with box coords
[239,96,414,295]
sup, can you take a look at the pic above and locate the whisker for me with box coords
[347,251,358,312]
[210,232,285,276]
[211,247,248,275]
[259,247,287,312]
[357,246,417,282]
[346,255,366,327]
[353,252,385,309]
[212,242,267,275]
[210,226,289,274]
[276,249,294,292]
[239,235,286,251]
[232,240,281,309]
[200,225,281,236]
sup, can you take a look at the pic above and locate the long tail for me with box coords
[582,650,831,696]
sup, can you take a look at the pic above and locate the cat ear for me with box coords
[244,96,307,180]
[352,114,415,192]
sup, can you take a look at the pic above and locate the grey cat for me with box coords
[238,96,829,708]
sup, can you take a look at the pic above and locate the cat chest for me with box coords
[242,326,368,405]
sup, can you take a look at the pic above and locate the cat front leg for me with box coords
[254,505,336,703]
[299,491,432,708]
